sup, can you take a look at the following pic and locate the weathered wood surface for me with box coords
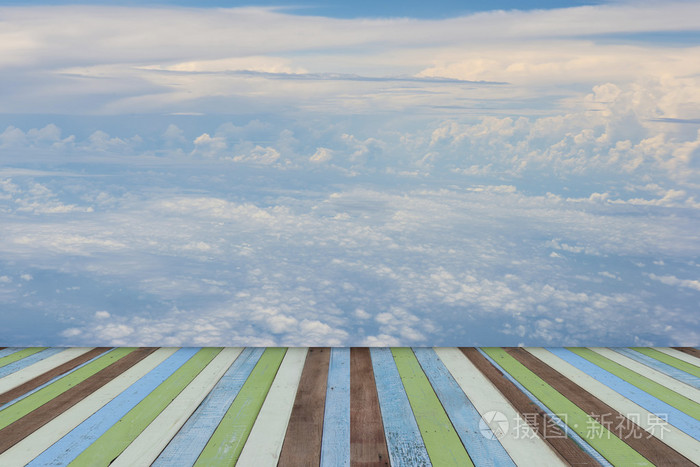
[0,345,697,466]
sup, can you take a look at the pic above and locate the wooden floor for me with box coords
[0,347,698,466]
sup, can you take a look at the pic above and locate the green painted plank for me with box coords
[391,348,472,467]
[483,348,652,467]
[0,348,134,431]
[631,348,700,378]
[69,347,222,466]
[0,348,46,370]
[194,347,287,466]
[569,348,700,421]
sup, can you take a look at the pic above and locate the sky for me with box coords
[0,0,699,347]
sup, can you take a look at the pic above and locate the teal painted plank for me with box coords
[153,347,264,466]
[370,347,431,467]
[321,348,350,467]
[0,348,21,359]
[27,347,201,467]
[413,348,515,467]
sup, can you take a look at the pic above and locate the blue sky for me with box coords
[1,0,699,346]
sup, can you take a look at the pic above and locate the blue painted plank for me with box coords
[0,348,64,379]
[413,348,515,467]
[27,347,201,467]
[0,349,113,411]
[478,349,613,467]
[370,347,431,467]
[153,347,264,466]
[547,348,700,441]
[0,348,21,359]
[320,347,350,467]
[615,348,700,390]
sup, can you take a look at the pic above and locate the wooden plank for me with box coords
[393,347,472,466]
[0,348,99,400]
[153,347,264,466]
[278,347,330,466]
[69,348,221,466]
[370,347,431,466]
[435,348,565,467]
[548,348,700,440]
[528,347,700,464]
[194,347,287,466]
[632,348,700,379]
[507,347,694,466]
[414,348,515,467]
[615,349,700,390]
[111,348,243,467]
[0,348,176,466]
[592,348,700,404]
[0,347,141,440]
[0,349,20,359]
[676,348,700,361]
[484,348,649,466]
[236,347,308,467]
[460,347,595,465]
[321,347,351,467]
[569,348,700,421]
[350,347,390,467]
[0,348,64,379]
[27,347,199,466]
[657,348,700,367]
[0,348,45,370]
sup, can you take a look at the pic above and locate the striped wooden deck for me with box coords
[0,347,698,466]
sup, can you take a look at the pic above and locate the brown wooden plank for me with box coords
[0,347,110,406]
[675,347,700,360]
[506,347,695,467]
[350,348,390,467]
[278,347,330,466]
[0,347,156,454]
[460,347,597,466]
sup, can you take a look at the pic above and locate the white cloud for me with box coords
[309,147,333,163]
[648,273,700,292]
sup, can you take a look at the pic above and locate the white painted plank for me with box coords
[0,348,177,466]
[236,347,308,467]
[656,348,700,368]
[434,348,567,467]
[0,348,94,395]
[527,347,700,461]
[110,347,243,467]
[591,347,700,404]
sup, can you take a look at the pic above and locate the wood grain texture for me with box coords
[460,347,596,466]
[0,348,45,370]
[615,349,700,390]
[194,348,286,466]
[632,348,700,379]
[71,348,221,466]
[278,347,330,466]
[321,347,351,467]
[350,348,390,467]
[414,347,515,467]
[370,347,431,467]
[592,348,700,404]
[435,348,564,467]
[237,347,308,467]
[569,348,700,421]
[0,347,152,454]
[153,347,264,466]
[0,348,107,405]
[528,347,700,463]
[111,348,243,467]
[0,348,176,467]
[0,348,63,379]
[507,347,695,466]
[392,347,472,466]
[676,348,700,361]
